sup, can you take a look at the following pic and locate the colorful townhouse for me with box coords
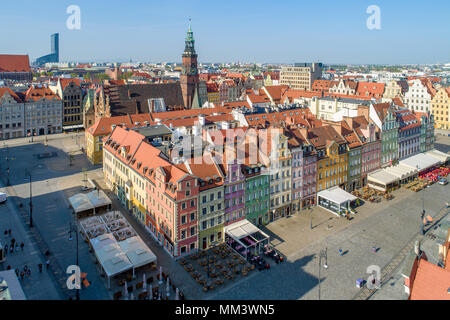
[221,145,246,226]
[394,108,421,160]
[242,160,270,226]
[370,103,399,166]
[328,120,362,192]
[266,127,292,221]
[298,133,318,208]
[103,126,199,258]
[307,126,348,192]
[180,153,226,250]
[431,87,450,130]
[287,130,303,214]
[345,116,381,186]
[414,112,435,153]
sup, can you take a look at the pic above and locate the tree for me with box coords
[94,73,110,81]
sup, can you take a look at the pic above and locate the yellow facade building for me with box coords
[431,87,450,130]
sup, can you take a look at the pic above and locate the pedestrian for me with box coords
[8,229,11,236]
[338,248,343,256]
[9,245,13,254]
[372,246,377,253]
[23,265,28,273]
[4,244,8,255]
[6,265,11,270]
[46,259,50,270]
[20,242,24,251]
[3,230,7,237]
[26,268,31,278]
[11,238,15,247]
[15,268,19,277]
[38,263,43,273]
[20,271,24,280]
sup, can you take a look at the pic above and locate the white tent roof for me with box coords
[68,190,112,214]
[118,236,157,268]
[102,254,134,278]
[0,270,26,300]
[224,219,269,241]
[90,233,116,251]
[400,153,442,172]
[425,149,450,163]
[317,186,357,204]
[368,169,399,186]
[90,233,133,278]
[385,163,418,179]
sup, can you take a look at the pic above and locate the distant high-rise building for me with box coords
[35,33,59,65]
[280,63,323,90]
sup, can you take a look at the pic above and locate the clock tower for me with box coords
[180,22,199,109]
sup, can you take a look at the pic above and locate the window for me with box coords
[190,212,195,221]
[181,215,186,224]
[181,230,186,239]
[190,227,195,236]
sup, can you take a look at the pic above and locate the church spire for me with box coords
[184,19,196,55]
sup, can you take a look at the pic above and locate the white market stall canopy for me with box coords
[425,149,450,163]
[384,164,418,180]
[400,153,442,172]
[368,169,399,186]
[68,190,112,214]
[118,236,157,269]
[89,233,156,279]
[224,219,269,242]
[317,186,357,205]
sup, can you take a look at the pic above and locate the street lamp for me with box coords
[318,248,327,300]
[25,169,33,228]
[71,210,80,301]
[417,165,425,235]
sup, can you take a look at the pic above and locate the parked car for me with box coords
[0,192,7,204]
[438,178,448,186]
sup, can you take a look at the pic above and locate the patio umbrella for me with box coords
[142,274,147,292]
[175,288,179,300]
[159,266,163,284]
[166,277,170,297]
[123,281,128,300]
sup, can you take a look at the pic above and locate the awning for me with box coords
[385,164,418,180]
[224,219,269,242]
[400,153,442,172]
[425,149,450,163]
[63,124,84,130]
[118,236,157,268]
[317,186,357,205]
[368,169,399,186]
[68,190,112,214]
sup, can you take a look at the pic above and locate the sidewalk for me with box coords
[0,183,62,300]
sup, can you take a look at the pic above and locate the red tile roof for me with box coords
[59,78,82,90]
[87,114,152,136]
[0,54,31,73]
[0,87,22,103]
[410,258,450,300]
[355,82,385,98]
[24,86,61,102]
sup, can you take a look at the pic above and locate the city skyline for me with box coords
[0,0,449,65]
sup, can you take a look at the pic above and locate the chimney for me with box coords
[299,127,308,139]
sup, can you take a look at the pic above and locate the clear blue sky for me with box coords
[1,0,449,64]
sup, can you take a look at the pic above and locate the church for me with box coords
[92,24,207,122]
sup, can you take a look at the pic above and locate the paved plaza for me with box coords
[0,132,449,300]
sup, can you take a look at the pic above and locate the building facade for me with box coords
[431,87,450,130]
[280,63,323,90]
